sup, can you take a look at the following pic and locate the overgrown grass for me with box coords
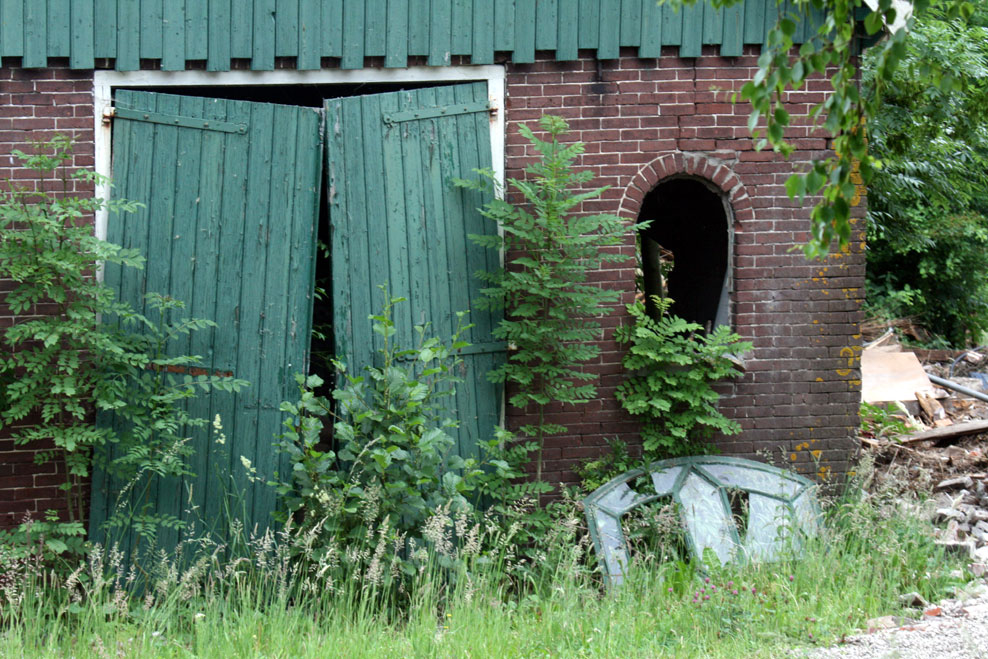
[0,459,969,658]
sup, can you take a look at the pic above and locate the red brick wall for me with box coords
[0,61,96,528]
[0,46,863,527]
[501,46,864,488]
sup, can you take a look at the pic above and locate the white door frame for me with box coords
[92,65,506,241]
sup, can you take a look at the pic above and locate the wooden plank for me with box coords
[384,0,408,66]
[619,0,641,47]
[407,0,429,55]
[208,0,232,71]
[94,0,115,58]
[70,0,95,69]
[200,98,249,532]
[364,0,386,57]
[679,0,703,57]
[703,1,724,45]
[535,0,557,51]
[139,0,163,60]
[470,0,493,64]
[23,0,48,68]
[409,88,441,352]
[252,0,276,69]
[762,0,779,47]
[597,0,619,59]
[323,0,343,58]
[721,1,745,57]
[555,0,578,60]
[451,0,472,54]
[493,0,514,53]
[48,0,71,58]
[900,420,988,446]
[185,0,207,60]
[744,0,765,44]
[298,0,322,69]
[231,0,255,58]
[661,1,683,46]
[512,0,535,63]
[161,0,186,70]
[326,99,353,368]
[638,0,663,58]
[2,0,24,58]
[429,0,453,67]
[275,0,299,56]
[341,0,365,69]
[578,0,598,49]
[233,101,275,532]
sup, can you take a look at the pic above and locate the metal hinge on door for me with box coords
[109,106,248,134]
[382,100,493,125]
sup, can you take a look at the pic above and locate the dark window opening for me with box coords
[637,178,730,331]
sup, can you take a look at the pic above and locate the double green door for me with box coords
[90,83,502,551]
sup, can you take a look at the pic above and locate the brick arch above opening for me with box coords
[618,153,754,224]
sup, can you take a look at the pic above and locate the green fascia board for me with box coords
[3,0,836,71]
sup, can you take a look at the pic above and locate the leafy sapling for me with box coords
[456,115,639,485]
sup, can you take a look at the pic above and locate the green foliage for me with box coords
[573,438,637,493]
[273,291,490,562]
[0,510,87,574]
[0,136,246,543]
[615,298,751,461]
[864,3,988,345]
[456,115,637,483]
[671,0,976,259]
[859,401,910,440]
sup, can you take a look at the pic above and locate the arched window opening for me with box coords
[637,178,731,331]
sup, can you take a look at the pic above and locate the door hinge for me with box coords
[382,100,492,125]
[112,106,248,134]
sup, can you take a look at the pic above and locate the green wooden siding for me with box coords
[0,0,822,69]
[90,90,323,553]
[327,82,504,460]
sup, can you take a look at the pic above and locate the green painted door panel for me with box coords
[326,82,504,460]
[90,90,323,555]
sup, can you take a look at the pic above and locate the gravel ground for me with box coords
[794,582,988,658]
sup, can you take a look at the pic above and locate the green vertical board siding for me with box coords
[70,0,95,68]
[578,0,598,49]
[252,0,275,69]
[721,1,744,56]
[680,0,703,57]
[326,82,504,460]
[534,0,556,51]
[230,0,253,57]
[208,0,232,71]
[5,3,822,93]
[512,0,534,63]
[597,0,619,59]
[341,0,364,68]
[619,0,640,47]
[555,0,577,61]
[23,0,48,68]
[140,0,164,59]
[493,0,513,53]
[298,0,321,69]
[364,0,386,57]
[48,0,70,57]
[275,0,299,55]
[429,0,452,66]
[470,0,493,64]
[90,90,322,557]
[638,0,662,58]
[323,0,343,57]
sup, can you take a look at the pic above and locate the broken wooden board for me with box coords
[861,350,934,403]
[899,419,988,445]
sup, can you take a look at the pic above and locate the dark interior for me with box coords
[638,178,729,331]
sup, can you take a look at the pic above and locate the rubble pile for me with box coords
[859,335,988,574]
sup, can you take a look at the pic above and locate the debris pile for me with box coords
[859,332,988,574]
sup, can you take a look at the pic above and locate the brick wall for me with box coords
[0,46,863,528]
[501,46,864,488]
[0,60,96,528]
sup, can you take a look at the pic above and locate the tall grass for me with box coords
[0,457,967,658]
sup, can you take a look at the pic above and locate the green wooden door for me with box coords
[90,90,323,552]
[326,82,504,459]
